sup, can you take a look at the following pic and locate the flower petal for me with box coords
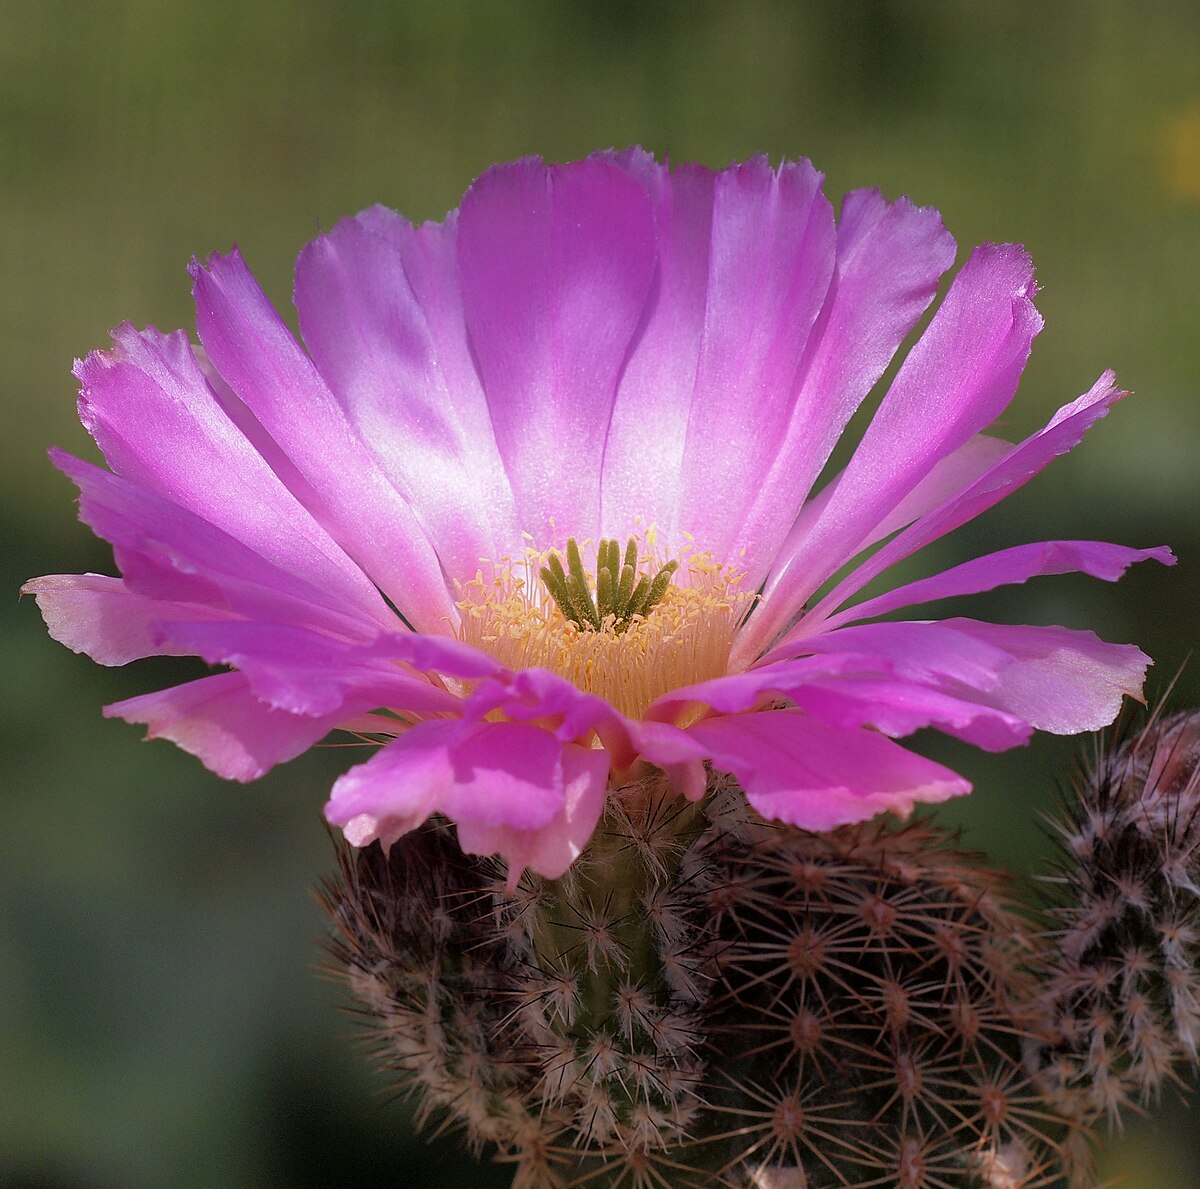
[441,722,572,830]
[106,672,341,782]
[671,157,836,569]
[52,450,384,637]
[464,666,636,762]
[784,679,1032,751]
[601,157,952,578]
[323,720,611,879]
[325,719,459,845]
[746,244,1042,657]
[934,618,1154,733]
[190,249,453,631]
[821,540,1175,629]
[659,621,1016,722]
[648,653,878,721]
[731,186,956,580]
[20,573,231,666]
[152,620,460,718]
[455,743,610,884]
[782,371,1131,642]
[326,720,563,832]
[646,644,1030,751]
[598,152,716,549]
[688,710,970,831]
[75,326,391,627]
[456,156,657,543]
[295,207,521,575]
[753,617,1152,736]
[788,434,1014,565]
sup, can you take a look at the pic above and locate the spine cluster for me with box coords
[1032,710,1200,1160]
[690,784,1052,1187]
[322,710,1200,1187]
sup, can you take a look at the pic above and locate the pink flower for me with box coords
[25,151,1173,880]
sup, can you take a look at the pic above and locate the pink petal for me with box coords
[194,349,349,543]
[786,371,1130,640]
[21,573,231,666]
[152,620,460,718]
[789,434,1013,565]
[784,679,1031,751]
[646,646,1030,751]
[326,721,562,833]
[731,186,956,581]
[75,326,390,627]
[820,540,1175,629]
[53,451,382,638]
[753,617,1152,736]
[440,723,572,830]
[454,744,610,884]
[379,631,507,682]
[598,152,716,550]
[106,672,341,782]
[647,654,876,721]
[935,618,1154,734]
[626,720,710,802]
[324,720,612,879]
[745,244,1042,657]
[190,249,453,632]
[632,717,707,760]
[670,158,836,569]
[659,621,1016,722]
[688,710,970,831]
[464,666,636,761]
[601,159,952,580]
[325,719,459,844]
[294,208,521,577]
[456,156,657,544]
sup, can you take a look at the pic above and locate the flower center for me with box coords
[455,533,749,720]
[540,537,679,634]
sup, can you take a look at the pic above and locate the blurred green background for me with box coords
[3,2,1198,1186]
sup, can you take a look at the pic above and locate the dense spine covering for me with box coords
[1031,709,1200,1180]
[322,709,1200,1187]
[691,783,1054,1187]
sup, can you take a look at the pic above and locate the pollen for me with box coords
[455,533,749,720]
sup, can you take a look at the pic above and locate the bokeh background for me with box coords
[3,2,1198,1186]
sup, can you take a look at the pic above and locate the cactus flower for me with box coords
[24,151,1172,882]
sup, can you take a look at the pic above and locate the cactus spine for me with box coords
[323,710,1200,1186]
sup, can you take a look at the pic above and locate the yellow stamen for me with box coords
[456,536,749,721]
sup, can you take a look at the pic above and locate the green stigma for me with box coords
[540,537,678,633]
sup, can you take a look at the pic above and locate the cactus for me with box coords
[321,709,1200,1186]
[1030,709,1200,1173]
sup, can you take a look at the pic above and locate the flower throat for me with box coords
[455,532,748,720]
